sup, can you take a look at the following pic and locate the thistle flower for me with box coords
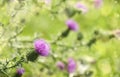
[76,3,88,14]
[66,19,79,32]
[94,0,103,8]
[14,68,24,77]
[67,58,76,73]
[56,61,65,70]
[34,39,50,56]
[17,68,25,75]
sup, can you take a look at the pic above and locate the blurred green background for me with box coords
[0,0,120,77]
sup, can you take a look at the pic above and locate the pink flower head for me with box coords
[66,19,79,32]
[76,3,88,14]
[56,61,65,70]
[17,68,24,75]
[67,58,76,73]
[34,39,50,56]
[94,0,103,8]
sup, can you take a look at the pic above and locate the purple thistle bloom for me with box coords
[56,61,65,70]
[17,68,24,75]
[34,39,50,56]
[76,3,88,14]
[94,0,103,8]
[66,19,79,31]
[67,58,76,73]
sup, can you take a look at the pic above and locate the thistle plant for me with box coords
[0,0,120,77]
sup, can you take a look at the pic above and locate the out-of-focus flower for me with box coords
[75,3,88,14]
[67,58,76,73]
[66,19,79,32]
[17,68,25,75]
[14,68,25,77]
[56,61,65,70]
[112,29,120,39]
[44,0,51,5]
[94,0,103,8]
[34,39,50,56]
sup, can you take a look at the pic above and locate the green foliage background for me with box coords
[0,0,120,77]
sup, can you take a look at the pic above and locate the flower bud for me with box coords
[75,3,88,14]
[56,61,65,70]
[66,19,79,32]
[67,58,76,73]
[14,68,24,77]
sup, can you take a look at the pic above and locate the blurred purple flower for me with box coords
[56,61,65,70]
[66,19,79,31]
[34,39,50,56]
[67,58,76,73]
[45,0,51,5]
[94,0,103,8]
[17,68,24,75]
[76,3,88,14]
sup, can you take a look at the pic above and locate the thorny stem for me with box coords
[0,70,9,77]
[3,57,25,71]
